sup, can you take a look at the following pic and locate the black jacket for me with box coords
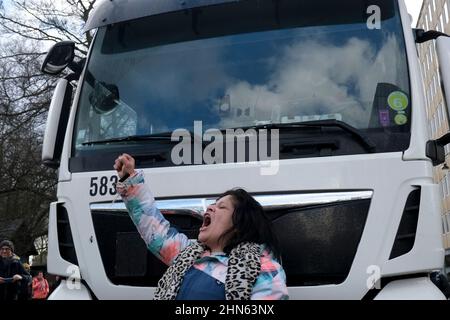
[0,256,30,300]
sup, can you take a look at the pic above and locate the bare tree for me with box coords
[0,0,96,258]
[0,0,94,137]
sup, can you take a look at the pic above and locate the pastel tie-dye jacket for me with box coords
[117,171,289,300]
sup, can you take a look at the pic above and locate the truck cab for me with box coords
[42,0,449,299]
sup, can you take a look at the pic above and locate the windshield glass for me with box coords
[72,0,411,172]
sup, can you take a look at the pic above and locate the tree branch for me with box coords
[0,13,64,43]
[17,2,85,45]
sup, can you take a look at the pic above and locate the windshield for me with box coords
[72,0,411,172]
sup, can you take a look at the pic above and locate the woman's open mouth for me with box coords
[200,213,212,231]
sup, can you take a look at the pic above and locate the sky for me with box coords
[405,0,424,27]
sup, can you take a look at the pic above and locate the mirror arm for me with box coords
[414,29,449,43]
[68,58,86,76]
[436,132,450,146]
[64,72,80,82]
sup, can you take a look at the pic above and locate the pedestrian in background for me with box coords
[32,271,49,300]
[18,263,33,300]
[0,240,29,300]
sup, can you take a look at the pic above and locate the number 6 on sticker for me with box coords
[388,91,408,111]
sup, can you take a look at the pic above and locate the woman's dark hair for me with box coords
[218,188,281,260]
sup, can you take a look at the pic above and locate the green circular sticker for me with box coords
[388,92,409,111]
[394,114,408,125]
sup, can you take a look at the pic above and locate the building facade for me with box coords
[416,0,450,275]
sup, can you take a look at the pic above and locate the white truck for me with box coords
[41,0,450,299]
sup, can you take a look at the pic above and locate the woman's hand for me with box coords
[114,153,136,179]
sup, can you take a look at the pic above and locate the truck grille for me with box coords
[91,191,372,286]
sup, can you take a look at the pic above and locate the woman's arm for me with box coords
[115,154,191,266]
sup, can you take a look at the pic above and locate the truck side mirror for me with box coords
[41,41,75,75]
[42,78,73,168]
[426,134,448,166]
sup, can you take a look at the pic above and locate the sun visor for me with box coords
[83,0,239,32]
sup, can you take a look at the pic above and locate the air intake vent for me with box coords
[271,199,370,286]
[91,210,202,286]
[57,204,78,265]
[389,189,421,260]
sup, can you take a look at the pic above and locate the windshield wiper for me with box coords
[82,131,206,146]
[241,119,376,153]
[82,133,175,146]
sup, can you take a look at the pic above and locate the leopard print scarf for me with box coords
[153,241,261,300]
